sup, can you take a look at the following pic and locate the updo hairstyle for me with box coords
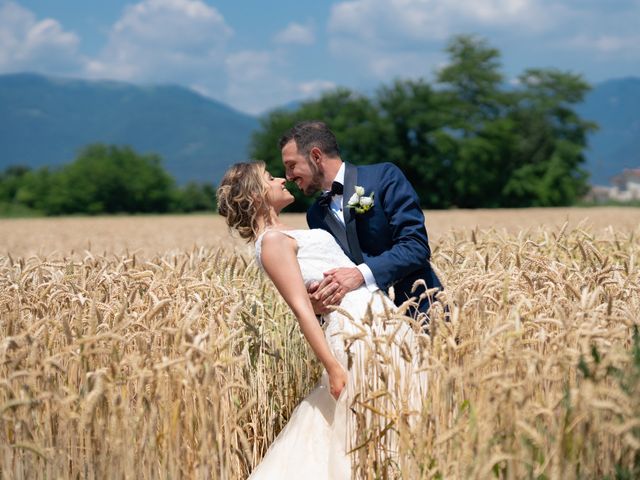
[217,161,268,242]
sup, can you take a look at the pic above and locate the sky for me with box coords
[1,0,639,115]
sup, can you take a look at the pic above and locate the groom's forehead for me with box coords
[282,141,303,159]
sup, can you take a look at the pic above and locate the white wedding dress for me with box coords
[250,229,427,479]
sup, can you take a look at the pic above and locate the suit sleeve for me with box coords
[365,163,431,290]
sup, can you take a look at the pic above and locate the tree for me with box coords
[1,146,221,216]
[435,36,594,207]
[376,79,456,208]
[437,35,506,135]
[435,35,521,207]
[502,69,596,206]
[249,35,596,210]
[0,166,31,203]
[13,167,58,213]
[50,144,176,214]
[173,182,216,212]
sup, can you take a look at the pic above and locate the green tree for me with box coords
[436,35,521,207]
[249,35,596,210]
[437,35,507,135]
[50,144,176,214]
[435,36,594,207]
[0,166,46,216]
[502,69,596,206]
[376,79,456,208]
[14,167,58,213]
[173,182,216,212]
[0,166,31,203]
[1,146,222,216]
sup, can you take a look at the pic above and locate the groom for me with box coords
[280,120,443,317]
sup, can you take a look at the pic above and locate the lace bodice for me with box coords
[255,229,355,287]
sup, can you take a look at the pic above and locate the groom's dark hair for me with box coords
[279,121,341,158]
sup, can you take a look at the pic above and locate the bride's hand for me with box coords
[328,364,348,400]
[307,281,331,315]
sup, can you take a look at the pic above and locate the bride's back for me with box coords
[256,228,355,288]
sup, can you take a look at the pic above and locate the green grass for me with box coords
[577,199,640,208]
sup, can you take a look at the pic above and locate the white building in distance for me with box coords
[586,168,640,203]
[610,169,640,201]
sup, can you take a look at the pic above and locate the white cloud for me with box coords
[326,0,640,81]
[224,52,338,114]
[458,0,541,25]
[226,50,274,83]
[86,0,232,83]
[327,0,552,79]
[328,38,443,82]
[0,1,81,73]
[329,0,547,46]
[274,22,315,45]
[297,80,336,96]
[224,49,292,114]
[566,33,640,55]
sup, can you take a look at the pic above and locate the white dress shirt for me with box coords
[325,163,378,292]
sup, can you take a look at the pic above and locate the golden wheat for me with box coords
[1,217,639,479]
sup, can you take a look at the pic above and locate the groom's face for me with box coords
[282,140,324,195]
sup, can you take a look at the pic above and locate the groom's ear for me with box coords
[309,146,322,165]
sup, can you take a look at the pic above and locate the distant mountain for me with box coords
[0,73,259,183]
[578,77,640,185]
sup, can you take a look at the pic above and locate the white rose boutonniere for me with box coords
[347,185,375,214]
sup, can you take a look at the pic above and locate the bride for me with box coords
[217,161,427,479]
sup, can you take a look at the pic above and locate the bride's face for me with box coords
[263,170,294,211]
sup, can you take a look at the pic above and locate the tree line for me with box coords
[0,144,215,216]
[251,35,597,211]
[1,35,597,216]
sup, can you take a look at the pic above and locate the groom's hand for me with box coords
[322,267,364,295]
[308,268,364,314]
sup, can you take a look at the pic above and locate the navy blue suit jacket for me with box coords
[307,162,442,313]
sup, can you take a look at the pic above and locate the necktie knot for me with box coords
[318,181,343,207]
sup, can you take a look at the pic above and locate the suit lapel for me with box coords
[342,163,365,264]
[323,208,350,257]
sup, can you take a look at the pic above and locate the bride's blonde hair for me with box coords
[217,161,268,242]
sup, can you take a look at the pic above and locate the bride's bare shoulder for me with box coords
[259,229,297,251]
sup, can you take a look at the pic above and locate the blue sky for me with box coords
[2,0,639,114]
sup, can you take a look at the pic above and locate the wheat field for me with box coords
[1,207,639,479]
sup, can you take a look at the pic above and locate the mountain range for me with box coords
[576,77,640,184]
[0,73,638,185]
[0,73,258,184]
